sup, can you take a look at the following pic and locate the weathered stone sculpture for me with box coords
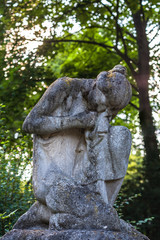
[1,65,149,240]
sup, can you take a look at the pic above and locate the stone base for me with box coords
[0,199,150,240]
[1,227,149,240]
[0,185,150,240]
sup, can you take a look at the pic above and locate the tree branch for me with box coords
[125,31,137,40]
[139,0,146,23]
[115,0,120,49]
[43,38,114,49]
[148,23,159,35]
[129,101,140,110]
[99,0,116,19]
[132,93,139,97]
[149,29,160,45]
[114,47,137,76]
[131,83,139,92]
[106,0,131,64]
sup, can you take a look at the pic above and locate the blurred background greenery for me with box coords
[0,0,159,239]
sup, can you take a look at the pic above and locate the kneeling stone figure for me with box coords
[1,65,149,240]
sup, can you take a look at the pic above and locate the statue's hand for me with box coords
[74,111,97,129]
[85,110,110,140]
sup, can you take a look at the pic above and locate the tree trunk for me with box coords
[136,74,160,174]
[136,75,160,239]
[133,10,160,238]
[132,9,160,174]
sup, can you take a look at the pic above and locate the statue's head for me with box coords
[96,65,132,114]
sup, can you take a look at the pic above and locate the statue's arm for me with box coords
[23,111,96,135]
[23,79,96,135]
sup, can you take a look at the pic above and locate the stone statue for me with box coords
[22,65,131,207]
[1,65,150,240]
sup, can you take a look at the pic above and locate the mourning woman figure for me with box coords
[22,65,132,208]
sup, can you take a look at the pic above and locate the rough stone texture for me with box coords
[1,224,149,240]
[1,214,149,239]
[12,186,120,231]
[1,65,149,239]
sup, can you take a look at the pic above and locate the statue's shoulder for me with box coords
[45,77,73,93]
[44,77,94,101]
[44,77,86,97]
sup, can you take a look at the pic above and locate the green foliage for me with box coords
[115,193,142,219]
[0,104,34,236]
[114,149,155,234]
[114,149,144,216]
[115,192,154,230]
[45,41,121,79]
